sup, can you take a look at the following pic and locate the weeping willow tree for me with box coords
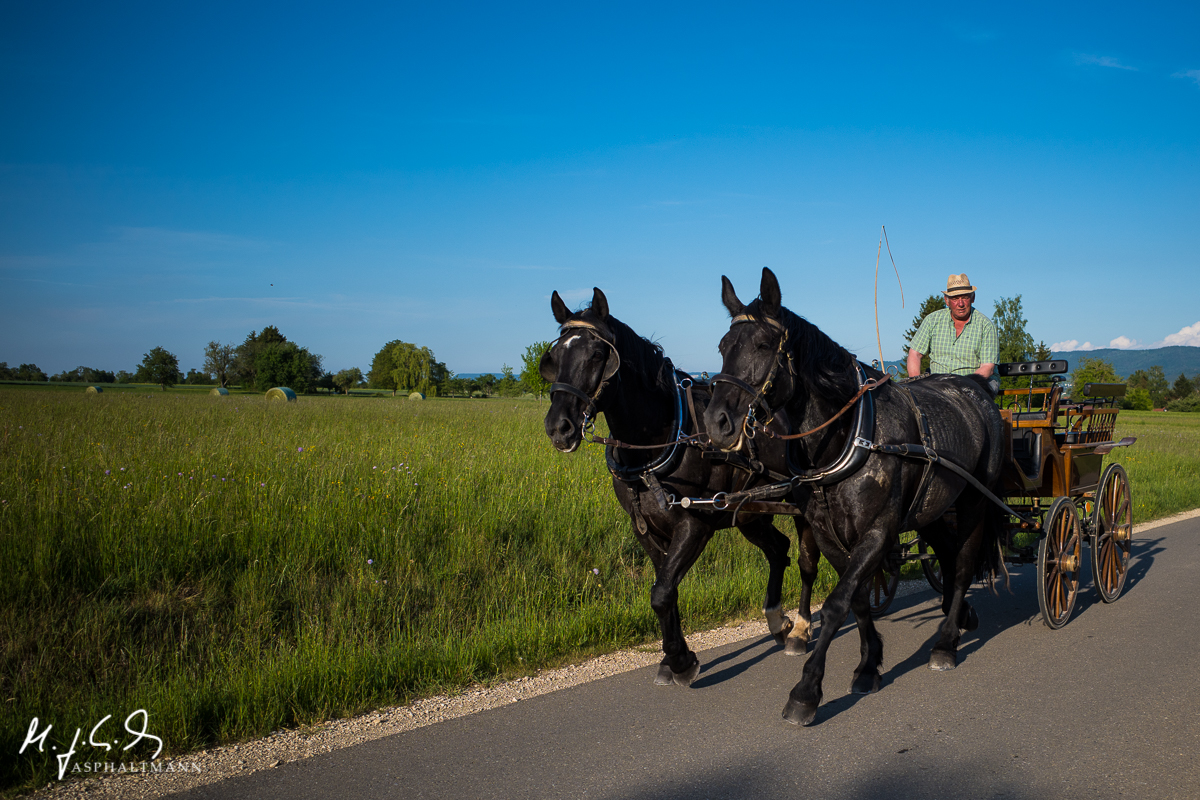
[368,339,449,396]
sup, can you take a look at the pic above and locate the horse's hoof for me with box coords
[654,663,674,685]
[672,659,701,687]
[783,636,809,656]
[929,650,957,671]
[782,697,819,727]
[772,617,795,646]
[960,606,979,632]
[850,671,882,695]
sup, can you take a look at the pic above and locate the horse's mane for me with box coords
[746,298,857,407]
[575,305,671,394]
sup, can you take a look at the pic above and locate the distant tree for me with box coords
[253,341,322,393]
[368,339,449,396]
[901,294,944,373]
[1070,357,1122,397]
[1169,372,1195,403]
[203,341,236,387]
[1128,366,1170,408]
[519,340,552,398]
[115,370,135,384]
[1165,393,1200,412]
[991,295,1036,390]
[1032,341,1052,362]
[50,367,83,382]
[497,364,520,397]
[332,367,363,395]
[136,347,182,391]
[477,373,497,397]
[50,366,114,383]
[315,371,335,393]
[233,326,287,388]
[1122,387,1153,411]
[16,364,47,382]
[184,368,215,385]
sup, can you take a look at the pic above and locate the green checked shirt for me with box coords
[909,307,999,375]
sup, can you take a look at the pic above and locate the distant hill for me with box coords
[1049,346,1200,379]
[875,346,1200,380]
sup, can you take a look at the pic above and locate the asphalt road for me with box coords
[178,517,1200,800]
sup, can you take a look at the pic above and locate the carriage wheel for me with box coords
[1092,463,1133,603]
[867,532,914,616]
[867,564,900,616]
[1037,497,1082,629]
[918,539,944,595]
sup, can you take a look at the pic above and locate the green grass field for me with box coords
[1,389,1196,793]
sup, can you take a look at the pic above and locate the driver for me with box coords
[906,273,999,393]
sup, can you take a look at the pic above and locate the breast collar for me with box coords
[604,365,690,482]
[785,362,876,486]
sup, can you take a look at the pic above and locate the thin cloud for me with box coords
[1173,69,1200,87]
[1109,336,1140,349]
[1073,53,1136,71]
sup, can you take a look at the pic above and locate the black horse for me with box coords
[541,288,820,685]
[704,268,1005,726]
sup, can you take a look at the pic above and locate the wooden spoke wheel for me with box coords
[919,538,943,595]
[1092,463,1133,603]
[1037,497,1082,630]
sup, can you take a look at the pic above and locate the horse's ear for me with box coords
[539,345,557,383]
[551,291,571,325]
[759,267,781,320]
[721,275,744,317]
[590,288,609,320]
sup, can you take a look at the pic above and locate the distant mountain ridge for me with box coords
[1049,346,1200,379]
[877,345,1200,380]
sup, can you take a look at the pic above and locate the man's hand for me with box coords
[975,362,995,380]
[907,348,923,378]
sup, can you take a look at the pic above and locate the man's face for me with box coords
[945,292,974,322]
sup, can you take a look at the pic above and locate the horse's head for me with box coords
[705,267,797,451]
[541,287,621,453]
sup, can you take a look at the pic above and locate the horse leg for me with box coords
[929,497,987,671]
[848,580,884,695]
[737,518,796,648]
[645,521,712,687]
[783,530,888,726]
[789,521,821,656]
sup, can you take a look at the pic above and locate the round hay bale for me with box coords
[210,387,230,396]
[266,387,297,402]
[85,385,103,394]
[408,391,426,400]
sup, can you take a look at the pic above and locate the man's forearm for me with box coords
[975,362,995,379]
[907,349,923,378]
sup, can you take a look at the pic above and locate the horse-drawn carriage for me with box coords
[541,269,1139,725]
[868,359,1136,629]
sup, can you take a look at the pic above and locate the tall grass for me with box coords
[0,389,821,792]
[1109,410,1200,521]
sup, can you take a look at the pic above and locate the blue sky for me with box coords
[2,1,1198,376]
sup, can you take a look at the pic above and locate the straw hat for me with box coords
[944,274,977,297]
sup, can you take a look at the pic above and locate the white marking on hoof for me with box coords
[764,605,792,637]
